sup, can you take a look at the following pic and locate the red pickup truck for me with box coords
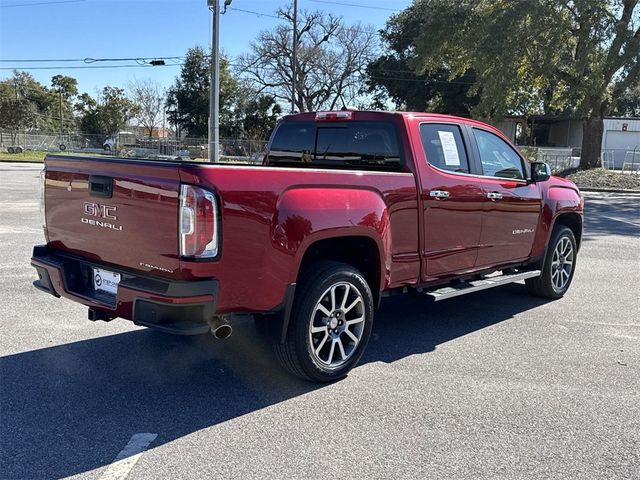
[32,110,583,381]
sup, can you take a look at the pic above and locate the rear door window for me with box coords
[419,123,470,174]
[267,121,402,171]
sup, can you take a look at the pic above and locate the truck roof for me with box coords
[281,110,498,125]
[280,110,505,137]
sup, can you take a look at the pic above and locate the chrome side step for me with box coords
[424,270,541,302]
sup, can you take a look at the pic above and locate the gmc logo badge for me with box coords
[83,202,117,220]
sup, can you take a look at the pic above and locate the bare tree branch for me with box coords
[128,78,165,138]
[238,4,377,112]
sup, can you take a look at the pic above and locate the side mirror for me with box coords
[530,162,551,183]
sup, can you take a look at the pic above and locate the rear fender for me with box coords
[273,186,390,291]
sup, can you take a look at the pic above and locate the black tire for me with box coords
[103,144,111,152]
[14,146,23,153]
[526,226,577,299]
[59,143,66,151]
[274,261,374,382]
[7,147,14,154]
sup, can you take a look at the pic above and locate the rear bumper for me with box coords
[31,246,218,335]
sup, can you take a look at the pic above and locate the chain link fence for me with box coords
[601,148,640,173]
[519,146,640,174]
[5,129,636,173]
[0,129,268,163]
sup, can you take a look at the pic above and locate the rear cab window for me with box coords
[419,123,470,174]
[267,120,403,171]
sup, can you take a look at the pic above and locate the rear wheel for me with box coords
[275,261,374,382]
[526,226,577,298]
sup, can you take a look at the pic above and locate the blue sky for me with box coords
[0,0,412,95]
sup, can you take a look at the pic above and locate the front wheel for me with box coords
[275,261,374,382]
[526,226,577,299]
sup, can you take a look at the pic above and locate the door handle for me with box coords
[430,190,450,199]
[486,191,503,200]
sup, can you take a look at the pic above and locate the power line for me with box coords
[227,6,281,20]
[307,0,400,12]
[226,5,378,36]
[1,58,474,86]
[0,56,184,63]
[0,63,182,71]
[0,0,85,7]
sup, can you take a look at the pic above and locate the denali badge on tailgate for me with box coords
[82,202,122,231]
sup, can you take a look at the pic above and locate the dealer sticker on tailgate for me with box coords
[93,267,120,295]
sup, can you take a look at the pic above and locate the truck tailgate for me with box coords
[44,155,181,278]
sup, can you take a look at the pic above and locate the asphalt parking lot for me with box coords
[1,162,639,480]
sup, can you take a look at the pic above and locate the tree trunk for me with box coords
[580,115,604,170]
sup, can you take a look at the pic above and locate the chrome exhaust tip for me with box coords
[208,316,232,339]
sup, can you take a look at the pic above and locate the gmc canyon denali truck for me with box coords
[32,111,583,381]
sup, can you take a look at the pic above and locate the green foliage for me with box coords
[166,47,240,137]
[0,71,79,133]
[0,98,36,131]
[378,0,639,168]
[366,55,479,114]
[519,146,539,162]
[75,87,139,136]
[239,94,283,140]
[611,83,640,117]
[51,75,78,99]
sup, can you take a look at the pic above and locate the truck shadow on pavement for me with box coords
[0,284,550,479]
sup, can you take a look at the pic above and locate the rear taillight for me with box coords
[179,184,219,259]
[39,169,46,231]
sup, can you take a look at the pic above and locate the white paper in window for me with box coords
[437,131,461,166]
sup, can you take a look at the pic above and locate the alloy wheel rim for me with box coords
[551,236,574,292]
[308,282,365,368]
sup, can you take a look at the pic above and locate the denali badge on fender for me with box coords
[82,202,122,231]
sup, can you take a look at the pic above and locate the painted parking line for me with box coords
[98,433,158,480]
[602,215,640,227]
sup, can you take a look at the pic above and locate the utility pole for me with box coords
[59,90,63,136]
[207,0,221,163]
[291,0,298,113]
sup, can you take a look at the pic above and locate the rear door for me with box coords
[416,122,485,281]
[468,127,541,267]
[44,156,182,277]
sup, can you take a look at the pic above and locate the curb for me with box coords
[579,187,640,194]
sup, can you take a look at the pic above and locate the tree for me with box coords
[0,71,78,133]
[51,75,78,99]
[366,56,480,114]
[166,47,240,137]
[611,82,640,116]
[383,0,640,169]
[239,94,282,140]
[0,99,36,142]
[129,78,165,138]
[240,3,378,112]
[75,87,139,136]
[50,75,78,133]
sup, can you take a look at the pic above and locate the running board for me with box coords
[424,270,541,302]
